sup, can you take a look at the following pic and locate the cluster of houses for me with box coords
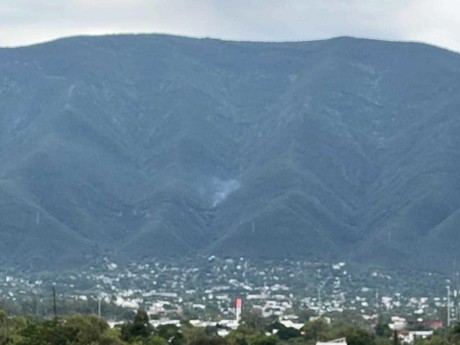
[0,256,454,344]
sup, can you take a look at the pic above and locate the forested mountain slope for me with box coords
[0,35,459,270]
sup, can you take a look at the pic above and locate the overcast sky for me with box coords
[1,0,460,52]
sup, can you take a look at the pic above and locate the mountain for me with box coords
[1,34,460,271]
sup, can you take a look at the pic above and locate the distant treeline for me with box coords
[0,306,459,345]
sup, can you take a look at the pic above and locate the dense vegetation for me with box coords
[0,306,458,345]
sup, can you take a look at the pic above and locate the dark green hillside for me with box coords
[0,34,460,270]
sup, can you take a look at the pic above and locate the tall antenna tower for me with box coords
[235,298,242,324]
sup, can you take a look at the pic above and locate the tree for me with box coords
[0,309,9,345]
[332,310,369,329]
[414,336,451,345]
[267,322,300,340]
[247,334,278,345]
[239,310,267,333]
[332,327,375,345]
[450,321,460,345]
[303,319,330,341]
[375,323,392,338]
[121,309,153,342]
[145,335,169,345]
[63,314,109,345]
[155,324,185,345]
[19,319,67,345]
[189,334,228,345]
[226,329,249,345]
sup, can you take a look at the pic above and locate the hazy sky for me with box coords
[1,0,460,52]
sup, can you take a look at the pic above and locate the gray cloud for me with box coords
[0,0,460,52]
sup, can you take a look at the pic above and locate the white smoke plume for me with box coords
[212,178,240,207]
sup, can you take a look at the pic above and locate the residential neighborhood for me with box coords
[0,256,456,334]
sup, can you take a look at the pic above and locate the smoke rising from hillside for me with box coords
[212,178,240,207]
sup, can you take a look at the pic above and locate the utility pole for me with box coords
[375,289,380,321]
[447,285,451,327]
[96,284,102,318]
[454,261,459,321]
[98,295,102,318]
[35,294,39,317]
[52,285,57,319]
[317,287,322,315]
